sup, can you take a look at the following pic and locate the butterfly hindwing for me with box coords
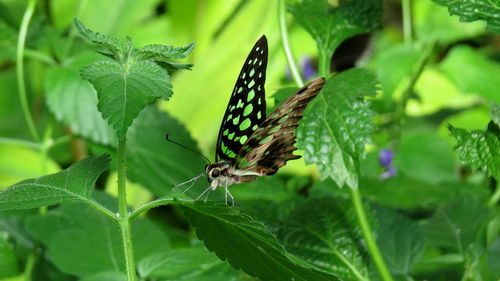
[235,78,326,175]
[215,35,268,161]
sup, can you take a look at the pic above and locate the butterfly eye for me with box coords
[211,169,221,178]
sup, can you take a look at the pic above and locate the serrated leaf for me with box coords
[491,103,500,126]
[73,18,122,59]
[297,68,377,189]
[288,0,382,57]
[372,207,423,279]
[44,59,116,146]
[449,123,500,178]
[278,198,368,281]
[439,45,500,104]
[127,106,206,196]
[135,42,194,61]
[179,201,340,281]
[26,202,170,277]
[432,0,500,33]
[0,155,109,211]
[81,60,172,139]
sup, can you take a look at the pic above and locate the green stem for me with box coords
[23,252,36,281]
[318,46,330,78]
[0,137,39,150]
[24,48,56,65]
[117,138,137,281]
[350,188,395,281]
[394,42,435,140]
[278,0,304,87]
[488,181,500,206]
[402,0,412,45]
[17,0,40,142]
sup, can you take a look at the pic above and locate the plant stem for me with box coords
[17,0,40,142]
[23,253,36,281]
[318,46,330,78]
[117,138,137,281]
[488,181,500,206]
[278,0,304,87]
[62,0,88,59]
[402,0,413,45]
[350,188,395,281]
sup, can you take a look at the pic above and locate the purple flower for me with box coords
[379,166,396,179]
[301,56,317,80]
[379,149,394,168]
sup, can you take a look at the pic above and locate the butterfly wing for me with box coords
[215,35,268,162]
[234,77,325,175]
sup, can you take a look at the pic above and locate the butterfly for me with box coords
[175,35,325,204]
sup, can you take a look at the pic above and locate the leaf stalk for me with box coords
[350,188,395,281]
[17,0,40,142]
[279,0,304,87]
[117,138,137,280]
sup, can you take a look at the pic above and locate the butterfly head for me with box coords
[204,161,234,188]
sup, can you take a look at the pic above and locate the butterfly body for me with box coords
[176,35,325,204]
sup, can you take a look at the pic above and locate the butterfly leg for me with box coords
[224,185,235,206]
[173,173,205,193]
[195,185,211,202]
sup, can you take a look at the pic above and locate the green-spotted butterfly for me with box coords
[176,35,325,204]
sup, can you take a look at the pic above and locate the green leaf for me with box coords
[127,106,206,196]
[423,198,490,252]
[81,60,172,139]
[296,68,378,189]
[179,201,340,281]
[44,55,116,146]
[73,18,122,59]
[491,103,500,126]
[0,232,18,278]
[135,42,194,61]
[0,155,109,211]
[277,198,368,281]
[372,207,423,279]
[414,0,486,43]
[26,202,170,277]
[439,45,500,104]
[449,123,500,178]
[288,0,382,62]
[138,247,232,279]
[432,0,500,33]
[79,272,126,281]
[395,132,457,184]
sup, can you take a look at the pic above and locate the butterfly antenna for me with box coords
[165,134,211,164]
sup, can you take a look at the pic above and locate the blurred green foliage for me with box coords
[0,0,499,280]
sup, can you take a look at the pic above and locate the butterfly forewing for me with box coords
[235,77,326,175]
[215,35,268,162]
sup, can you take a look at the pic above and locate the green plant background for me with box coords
[0,0,499,281]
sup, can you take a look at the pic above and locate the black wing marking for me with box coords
[215,35,268,162]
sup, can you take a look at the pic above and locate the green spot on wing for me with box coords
[237,99,244,108]
[223,129,229,136]
[243,104,253,116]
[240,135,248,144]
[252,124,259,130]
[228,132,235,140]
[248,80,255,88]
[247,90,255,102]
[250,69,255,77]
[239,118,251,131]
[233,116,240,125]
[238,87,243,93]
